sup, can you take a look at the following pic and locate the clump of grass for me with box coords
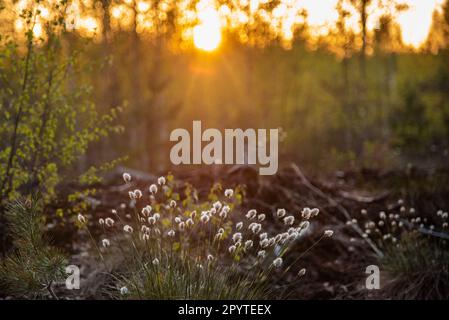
[0,197,66,299]
[347,201,449,299]
[380,233,449,299]
[79,173,334,299]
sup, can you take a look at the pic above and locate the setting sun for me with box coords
[193,8,221,51]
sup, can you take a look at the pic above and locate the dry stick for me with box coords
[290,163,384,258]
[46,280,59,300]
[401,219,449,241]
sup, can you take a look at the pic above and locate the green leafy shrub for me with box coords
[0,1,122,206]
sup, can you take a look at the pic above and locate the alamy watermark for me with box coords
[169,120,279,175]
[365,265,380,290]
[65,265,80,290]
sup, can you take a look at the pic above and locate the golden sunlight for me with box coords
[301,0,444,48]
[396,0,445,47]
[193,7,221,51]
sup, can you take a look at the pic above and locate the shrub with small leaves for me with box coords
[0,1,123,207]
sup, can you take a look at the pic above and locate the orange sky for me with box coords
[9,0,447,49]
[302,0,445,47]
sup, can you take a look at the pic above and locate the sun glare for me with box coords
[193,8,221,52]
[8,0,445,50]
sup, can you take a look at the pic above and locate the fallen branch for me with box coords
[290,163,384,258]
[338,190,389,204]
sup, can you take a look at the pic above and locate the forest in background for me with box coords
[1,0,448,177]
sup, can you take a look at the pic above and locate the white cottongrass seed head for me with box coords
[120,286,129,295]
[149,184,158,194]
[122,173,131,183]
[123,225,133,233]
[272,257,283,268]
[224,189,234,198]
[105,217,114,227]
[246,209,257,219]
[102,239,110,248]
[213,201,222,211]
[200,214,210,224]
[141,205,152,217]
[249,223,262,234]
[157,176,166,185]
[77,214,86,224]
[148,216,156,225]
[232,232,242,243]
[277,208,286,218]
[133,189,142,199]
[324,229,334,237]
[298,268,306,277]
[301,208,312,219]
[283,215,295,225]
[186,218,194,227]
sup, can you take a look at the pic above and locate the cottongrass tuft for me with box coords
[85,175,330,300]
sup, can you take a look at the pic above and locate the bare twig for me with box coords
[290,163,384,258]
